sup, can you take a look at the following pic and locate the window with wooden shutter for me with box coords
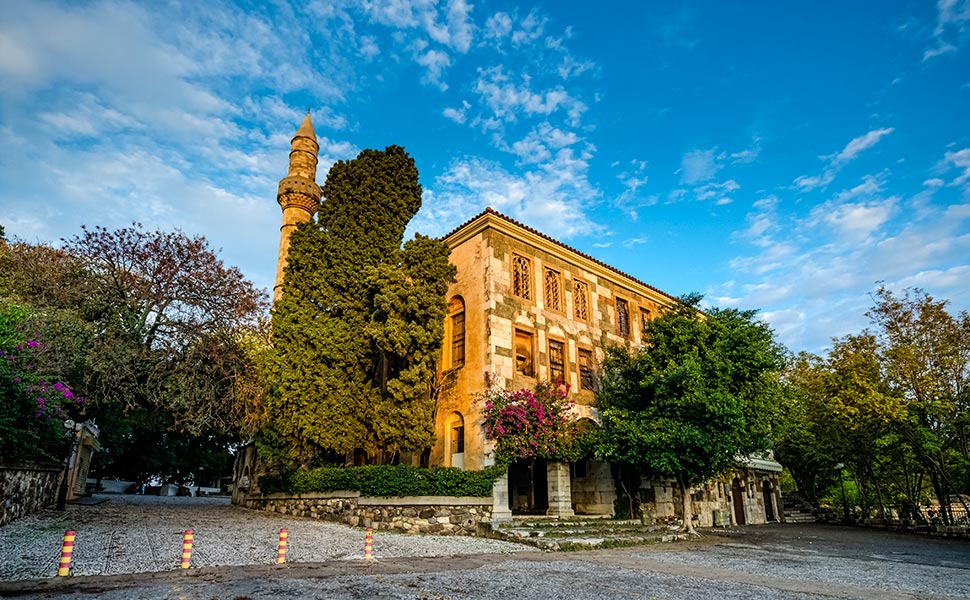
[548,340,565,384]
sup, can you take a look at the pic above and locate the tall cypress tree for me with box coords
[266,146,455,464]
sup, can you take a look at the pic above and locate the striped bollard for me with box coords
[57,530,76,577]
[364,527,373,559]
[180,529,194,569]
[276,528,288,564]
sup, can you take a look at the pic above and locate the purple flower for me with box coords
[26,339,39,348]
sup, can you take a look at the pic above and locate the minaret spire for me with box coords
[274,112,322,302]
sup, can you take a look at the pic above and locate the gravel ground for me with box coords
[4,505,967,599]
[40,559,828,600]
[635,525,970,598]
[0,494,526,581]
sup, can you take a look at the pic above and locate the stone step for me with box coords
[489,525,691,551]
[784,514,817,523]
[488,516,699,551]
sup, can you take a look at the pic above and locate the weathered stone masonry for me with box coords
[0,462,62,527]
[243,492,493,536]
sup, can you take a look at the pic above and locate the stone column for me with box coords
[546,461,574,517]
[491,472,513,524]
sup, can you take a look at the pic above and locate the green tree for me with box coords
[596,294,785,534]
[0,227,267,483]
[266,146,455,464]
[867,286,970,523]
[774,352,839,506]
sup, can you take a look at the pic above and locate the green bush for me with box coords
[285,464,506,497]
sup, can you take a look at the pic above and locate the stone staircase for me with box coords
[483,516,691,551]
[782,493,817,524]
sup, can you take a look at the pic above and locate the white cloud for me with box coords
[412,40,452,90]
[925,0,970,60]
[812,197,898,240]
[483,12,513,41]
[942,147,970,185]
[443,100,472,124]
[794,128,895,191]
[680,149,721,185]
[412,150,601,241]
[622,236,649,248]
[720,164,970,352]
[833,128,895,164]
[473,66,585,124]
[507,123,580,164]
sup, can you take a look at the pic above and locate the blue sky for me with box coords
[1,0,968,354]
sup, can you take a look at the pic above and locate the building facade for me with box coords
[270,115,783,526]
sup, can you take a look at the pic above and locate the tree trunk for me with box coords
[528,458,535,513]
[679,477,697,535]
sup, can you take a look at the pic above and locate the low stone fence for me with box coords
[858,518,970,540]
[243,491,493,536]
[0,462,62,527]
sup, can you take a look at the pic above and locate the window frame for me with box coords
[573,279,590,321]
[511,253,533,300]
[447,296,466,369]
[543,266,563,312]
[578,347,595,391]
[616,297,631,338]
[514,328,536,377]
[548,338,566,384]
[639,307,651,337]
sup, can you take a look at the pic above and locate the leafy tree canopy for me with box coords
[0,226,268,482]
[596,293,785,531]
[266,146,455,464]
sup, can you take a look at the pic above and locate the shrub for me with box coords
[0,303,83,463]
[284,464,506,497]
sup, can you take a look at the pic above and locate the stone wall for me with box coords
[571,459,616,515]
[243,492,493,536]
[0,462,62,526]
[638,468,782,528]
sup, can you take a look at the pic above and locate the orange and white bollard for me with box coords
[180,529,194,569]
[276,528,288,564]
[364,527,373,559]
[57,530,76,577]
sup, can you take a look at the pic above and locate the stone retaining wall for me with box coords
[243,492,493,536]
[0,462,62,526]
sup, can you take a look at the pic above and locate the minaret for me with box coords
[274,111,322,302]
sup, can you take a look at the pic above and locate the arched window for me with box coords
[449,297,465,368]
[512,254,532,299]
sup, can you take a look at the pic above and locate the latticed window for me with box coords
[548,340,565,383]
[573,280,589,320]
[616,298,630,337]
[579,348,595,390]
[511,254,532,300]
[544,267,562,311]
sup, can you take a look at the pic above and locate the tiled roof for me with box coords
[441,207,679,304]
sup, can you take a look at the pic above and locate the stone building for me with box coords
[270,114,783,526]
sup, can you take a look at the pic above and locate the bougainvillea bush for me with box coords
[478,378,597,466]
[0,303,84,462]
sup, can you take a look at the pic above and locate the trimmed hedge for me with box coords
[264,465,506,498]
